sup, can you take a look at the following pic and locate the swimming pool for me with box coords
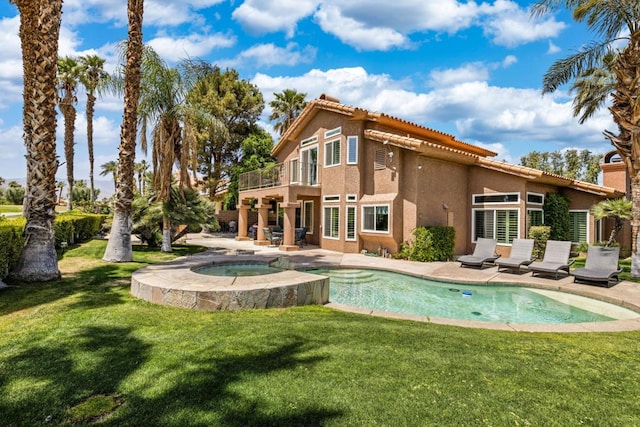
[195,262,283,277]
[308,268,639,324]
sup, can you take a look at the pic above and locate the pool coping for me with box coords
[135,234,640,333]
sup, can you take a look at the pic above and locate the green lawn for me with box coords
[0,205,23,214]
[1,240,640,426]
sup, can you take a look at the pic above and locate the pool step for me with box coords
[327,269,377,284]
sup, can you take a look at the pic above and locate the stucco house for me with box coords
[236,94,623,256]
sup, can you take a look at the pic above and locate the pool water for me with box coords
[196,263,283,277]
[308,268,638,324]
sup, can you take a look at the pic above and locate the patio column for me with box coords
[235,203,250,241]
[253,203,270,246]
[279,202,299,252]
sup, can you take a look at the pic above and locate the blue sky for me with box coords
[0,0,617,188]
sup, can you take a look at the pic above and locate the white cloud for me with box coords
[232,0,318,37]
[428,63,490,88]
[314,5,409,51]
[547,41,561,54]
[502,55,517,67]
[481,0,566,47]
[221,43,317,69]
[147,33,236,62]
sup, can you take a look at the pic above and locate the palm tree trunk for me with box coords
[11,0,62,282]
[60,99,75,211]
[103,0,144,262]
[87,92,96,206]
[161,214,172,252]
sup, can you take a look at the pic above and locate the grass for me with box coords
[0,205,22,214]
[1,240,640,426]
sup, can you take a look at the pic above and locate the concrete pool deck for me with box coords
[132,233,640,333]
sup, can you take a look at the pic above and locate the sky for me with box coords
[0,0,618,192]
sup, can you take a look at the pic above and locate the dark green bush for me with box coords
[543,192,570,241]
[396,226,455,262]
[0,219,25,279]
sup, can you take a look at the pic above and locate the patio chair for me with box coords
[294,227,307,247]
[528,240,574,279]
[262,227,282,247]
[496,238,535,273]
[457,238,500,269]
[571,245,622,288]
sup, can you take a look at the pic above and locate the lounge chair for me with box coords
[294,227,307,247]
[457,238,500,269]
[571,245,622,288]
[495,238,535,273]
[262,227,282,247]
[528,240,574,279]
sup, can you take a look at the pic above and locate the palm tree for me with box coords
[100,160,119,192]
[78,54,108,207]
[533,1,640,273]
[57,56,81,211]
[10,0,62,281]
[591,198,632,247]
[268,89,307,135]
[135,159,149,194]
[56,181,64,205]
[103,0,145,262]
[570,52,617,124]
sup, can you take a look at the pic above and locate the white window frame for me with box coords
[361,204,390,234]
[346,194,357,202]
[347,135,358,165]
[569,210,589,243]
[472,192,520,205]
[301,135,318,146]
[303,200,314,234]
[323,206,340,240]
[324,127,341,138]
[289,158,299,184]
[324,138,341,168]
[323,194,340,203]
[526,192,545,205]
[300,144,318,186]
[472,208,520,245]
[346,205,357,241]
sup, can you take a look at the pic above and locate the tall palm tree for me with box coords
[79,54,109,207]
[10,0,62,281]
[533,0,640,273]
[135,159,149,194]
[57,56,81,211]
[570,52,617,125]
[103,0,145,262]
[100,160,119,191]
[56,181,64,205]
[268,89,307,136]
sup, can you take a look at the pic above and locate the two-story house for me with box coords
[236,94,623,256]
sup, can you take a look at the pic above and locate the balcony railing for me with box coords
[239,161,320,191]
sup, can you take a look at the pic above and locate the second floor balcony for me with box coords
[239,161,321,192]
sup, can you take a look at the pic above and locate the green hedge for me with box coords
[396,226,455,262]
[0,212,105,281]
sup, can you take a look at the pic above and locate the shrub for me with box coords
[543,192,570,241]
[396,226,455,262]
[0,219,25,279]
[528,226,550,260]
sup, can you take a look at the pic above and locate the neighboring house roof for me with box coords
[272,95,496,158]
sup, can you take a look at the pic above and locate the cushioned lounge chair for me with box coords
[528,240,574,279]
[495,238,535,273]
[262,227,282,247]
[457,238,500,269]
[571,245,622,288]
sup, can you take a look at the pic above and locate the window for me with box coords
[289,158,299,183]
[526,209,544,237]
[346,194,357,202]
[304,201,313,233]
[362,205,389,233]
[347,136,358,164]
[300,146,318,185]
[324,127,341,138]
[473,209,519,244]
[569,211,588,243]
[374,149,386,170]
[527,192,544,205]
[473,193,519,204]
[323,195,340,202]
[323,206,340,239]
[325,139,341,167]
[301,135,317,146]
[346,206,356,241]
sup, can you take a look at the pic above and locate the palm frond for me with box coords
[542,40,613,93]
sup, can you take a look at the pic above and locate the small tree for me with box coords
[591,198,632,247]
[5,181,26,205]
[543,192,570,241]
